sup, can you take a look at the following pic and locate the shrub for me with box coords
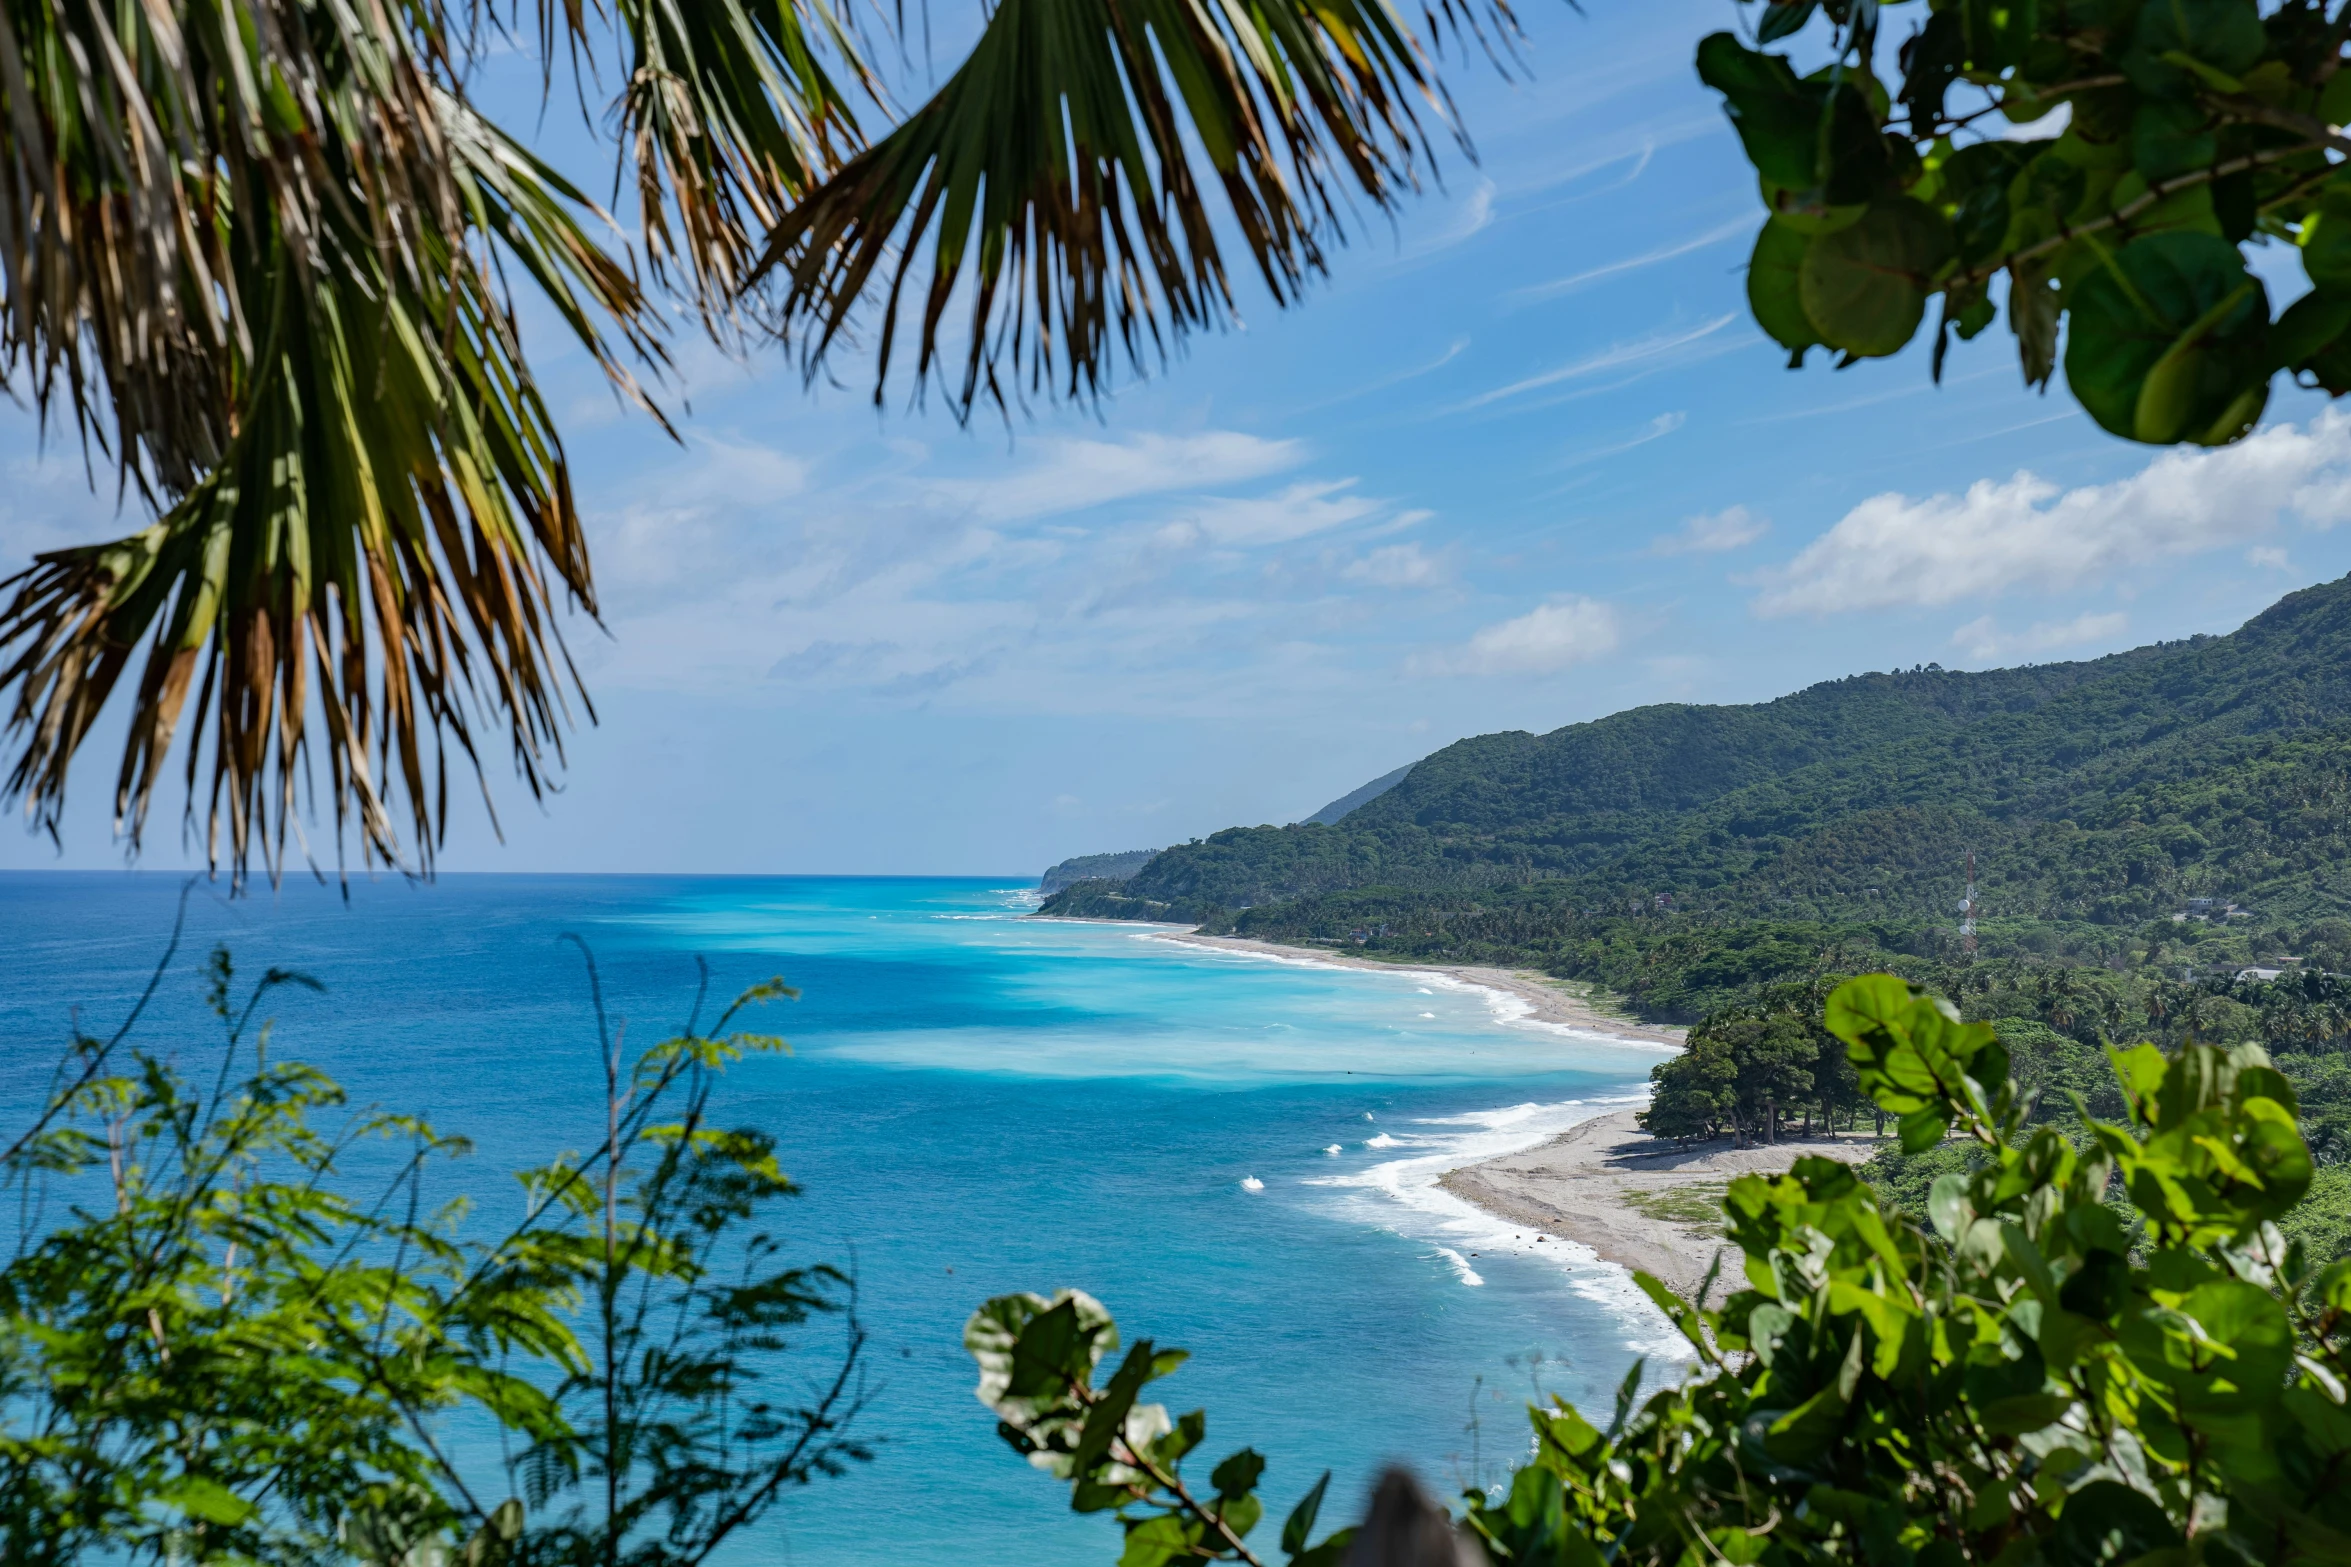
[972,974,2340,1567]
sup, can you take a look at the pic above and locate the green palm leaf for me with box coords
[0,0,858,884]
[750,0,1491,414]
[0,0,1499,884]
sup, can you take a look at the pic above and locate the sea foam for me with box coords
[1302,1093,1693,1362]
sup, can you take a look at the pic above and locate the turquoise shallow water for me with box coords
[0,873,1685,1565]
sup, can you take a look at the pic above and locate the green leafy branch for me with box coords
[964,1289,1354,1567]
[978,967,2351,1567]
[1699,0,2351,447]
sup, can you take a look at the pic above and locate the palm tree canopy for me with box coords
[0,0,1503,887]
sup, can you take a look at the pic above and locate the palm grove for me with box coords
[11,0,2351,1562]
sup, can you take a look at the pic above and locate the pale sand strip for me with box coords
[1439,1108,1885,1304]
[1103,924,1883,1305]
[1148,931,1689,1048]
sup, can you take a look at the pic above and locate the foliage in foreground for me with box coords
[0,929,862,1564]
[974,972,2351,1567]
[1701,0,2351,448]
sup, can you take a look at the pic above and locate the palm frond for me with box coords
[0,0,660,886]
[749,0,1495,415]
[584,0,876,335]
[0,0,883,885]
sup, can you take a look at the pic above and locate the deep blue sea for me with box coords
[0,873,1685,1565]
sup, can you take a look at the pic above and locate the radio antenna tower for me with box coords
[1959,848,1978,959]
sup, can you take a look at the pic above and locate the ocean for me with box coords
[0,873,1685,1565]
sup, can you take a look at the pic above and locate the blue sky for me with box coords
[8,0,2351,880]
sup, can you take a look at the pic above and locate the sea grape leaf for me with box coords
[1939,141,2031,264]
[1748,222,1822,355]
[2132,99,2215,181]
[1757,0,1817,43]
[1697,34,1827,192]
[1898,9,1965,129]
[2063,231,2269,445]
[2123,0,2267,99]
[2288,307,2351,393]
[1798,199,1953,357]
[2302,191,2351,295]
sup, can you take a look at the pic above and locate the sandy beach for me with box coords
[1150,931,1689,1047]
[1439,1108,1883,1303]
[1124,925,1873,1305]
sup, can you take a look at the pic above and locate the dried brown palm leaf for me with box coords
[0,0,658,885]
[749,0,1504,415]
[0,0,866,885]
[549,0,874,336]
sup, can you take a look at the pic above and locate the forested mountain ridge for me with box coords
[1037,849,1160,895]
[1048,577,2351,931]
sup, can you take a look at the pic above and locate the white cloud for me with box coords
[952,431,1304,522]
[1343,543,1444,588]
[1158,480,1386,549]
[570,412,1444,716]
[1404,179,1497,257]
[1448,316,1739,413]
[1512,216,1750,302]
[1417,597,1622,676]
[1754,409,2351,617]
[1560,412,1686,471]
[2248,545,2294,570]
[1950,610,2127,662]
[1652,504,1766,555]
[599,435,812,588]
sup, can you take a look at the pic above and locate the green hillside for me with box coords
[1037,848,1160,895]
[1049,577,2351,933]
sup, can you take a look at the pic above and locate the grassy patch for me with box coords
[1620,1184,1728,1229]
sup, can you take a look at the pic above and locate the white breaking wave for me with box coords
[1302,1094,1693,1362]
[1323,1144,1342,1155]
[1436,1246,1486,1287]
[1134,932,1677,1054]
[1241,1176,1266,1192]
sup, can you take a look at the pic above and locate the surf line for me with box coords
[1131,930,1684,1054]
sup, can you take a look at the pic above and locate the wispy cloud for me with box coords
[1950,611,2127,662]
[1447,316,1739,414]
[1651,504,1766,556]
[1157,480,1386,549]
[1729,364,2008,427]
[1558,412,1686,470]
[1511,215,1750,303]
[572,415,1450,717]
[1291,337,1469,414]
[1753,409,2351,617]
[1414,597,1622,676]
[1402,179,1498,258]
[2249,545,2295,570]
[1510,113,1723,199]
[950,431,1304,521]
[1342,543,1446,588]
